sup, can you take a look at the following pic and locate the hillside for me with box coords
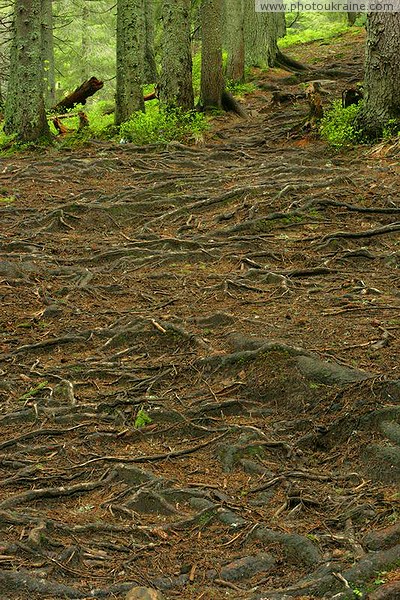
[0,30,399,600]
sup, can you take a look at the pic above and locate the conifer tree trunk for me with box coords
[143,0,158,83]
[200,0,224,109]
[42,0,56,107]
[359,13,400,138]
[159,0,194,110]
[225,0,244,82]
[81,1,90,81]
[115,0,145,125]
[244,7,284,68]
[4,0,49,141]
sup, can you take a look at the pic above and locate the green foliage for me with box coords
[0,125,14,150]
[52,101,116,148]
[134,408,152,429]
[282,13,349,48]
[192,52,202,97]
[382,119,400,140]
[119,107,209,145]
[319,100,363,149]
[53,0,116,101]
[226,80,256,96]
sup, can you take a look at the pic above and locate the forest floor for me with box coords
[0,29,400,600]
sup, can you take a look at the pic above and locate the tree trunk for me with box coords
[42,0,56,107]
[81,1,90,81]
[143,0,158,83]
[225,0,245,82]
[266,13,285,67]
[243,7,284,69]
[4,0,49,141]
[347,12,358,26]
[359,13,400,138]
[115,0,145,125]
[159,0,194,110]
[200,0,224,109]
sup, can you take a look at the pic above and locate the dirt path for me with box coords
[0,32,399,600]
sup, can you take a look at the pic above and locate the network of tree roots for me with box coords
[0,31,399,600]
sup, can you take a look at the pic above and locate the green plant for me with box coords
[19,381,49,401]
[319,100,363,148]
[373,576,386,585]
[119,107,208,145]
[134,408,152,429]
[226,80,256,96]
[382,118,400,139]
[282,12,349,48]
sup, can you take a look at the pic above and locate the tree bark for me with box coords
[4,0,49,141]
[81,1,90,81]
[243,7,284,68]
[200,0,224,109]
[359,13,400,138]
[159,0,194,110]
[115,0,145,125]
[42,0,56,107]
[225,0,245,82]
[347,12,358,26]
[143,0,158,83]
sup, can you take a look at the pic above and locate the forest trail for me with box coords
[0,31,400,599]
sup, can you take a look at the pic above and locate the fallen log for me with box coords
[52,77,104,112]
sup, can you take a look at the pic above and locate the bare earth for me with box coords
[0,31,399,600]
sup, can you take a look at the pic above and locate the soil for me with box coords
[0,30,399,600]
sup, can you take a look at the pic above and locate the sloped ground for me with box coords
[0,31,399,600]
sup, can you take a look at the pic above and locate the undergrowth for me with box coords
[319,100,363,148]
[281,12,355,48]
[119,106,209,145]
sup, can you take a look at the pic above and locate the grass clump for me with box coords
[119,107,208,145]
[319,100,363,148]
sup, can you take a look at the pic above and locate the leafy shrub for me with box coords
[319,100,363,148]
[134,409,152,429]
[119,107,209,145]
[382,118,400,140]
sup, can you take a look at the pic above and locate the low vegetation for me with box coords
[319,100,363,148]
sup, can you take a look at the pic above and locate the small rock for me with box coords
[43,303,62,317]
[220,552,275,581]
[0,261,25,280]
[125,587,165,600]
[363,523,400,551]
[362,444,400,483]
[367,581,400,600]
[240,458,275,476]
[50,380,76,405]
